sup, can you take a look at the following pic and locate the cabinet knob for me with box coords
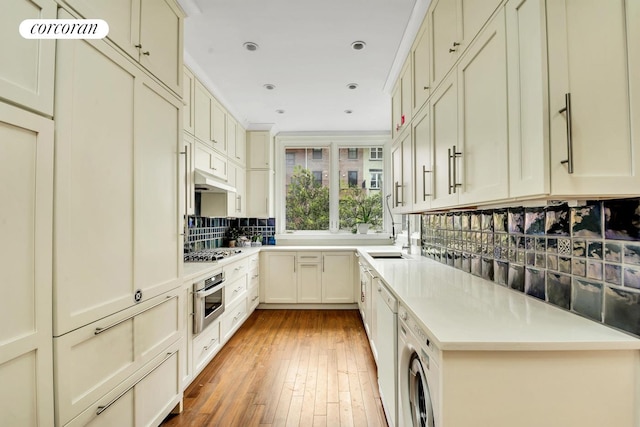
[449,48,456,53]
[424,86,430,90]
[142,51,150,56]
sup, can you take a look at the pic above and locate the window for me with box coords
[370,147,383,160]
[278,137,386,233]
[348,171,358,187]
[370,169,382,189]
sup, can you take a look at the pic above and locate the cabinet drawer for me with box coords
[297,252,322,263]
[226,275,247,309]
[54,289,182,426]
[224,257,249,283]
[248,286,259,312]
[249,268,259,290]
[65,339,181,427]
[192,320,220,374]
[248,254,259,271]
[222,297,247,342]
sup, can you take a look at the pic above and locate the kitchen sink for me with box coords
[368,252,411,259]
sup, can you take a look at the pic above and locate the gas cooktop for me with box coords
[184,248,243,262]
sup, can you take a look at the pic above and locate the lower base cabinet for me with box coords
[192,320,221,376]
[65,339,182,427]
[222,296,248,342]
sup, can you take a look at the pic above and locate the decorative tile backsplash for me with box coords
[421,198,640,338]
[185,216,276,252]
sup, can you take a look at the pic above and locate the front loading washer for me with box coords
[397,303,440,427]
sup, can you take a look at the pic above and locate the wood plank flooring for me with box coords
[162,309,388,427]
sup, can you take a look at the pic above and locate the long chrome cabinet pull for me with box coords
[96,349,178,415]
[94,295,172,335]
[449,145,462,194]
[447,148,453,194]
[394,181,402,207]
[180,147,189,234]
[422,165,432,200]
[559,92,574,174]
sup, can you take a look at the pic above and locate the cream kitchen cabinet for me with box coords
[64,338,182,427]
[430,10,508,209]
[0,102,54,427]
[195,140,228,181]
[199,162,245,217]
[183,67,195,135]
[0,0,56,116]
[262,252,297,303]
[391,130,413,213]
[430,0,502,90]
[226,114,237,161]
[221,296,248,343]
[54,36,181,335]
[54,288,182,426]
[61,0,184,95]
[192,319,220,376]
[211,98,227,155]
[247,169,275,218]
[247,254,260,313]
[411,105,433,211]
[247,131,274,170]
[412,21,431,114]
[392,58,412,139]
[235,123,247,166]
[321,252,355,303]
[546,0,640,197]
[297,253,323,303]
[194,80,213,144]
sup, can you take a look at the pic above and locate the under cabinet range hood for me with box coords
[194,168,236,193]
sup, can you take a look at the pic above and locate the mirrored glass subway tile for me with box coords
[525,237,535,250]
[547,254,559,271]
[604,286,640,336]
[526,252,536,266]
[453,213,462,230]
[525,267,546,301]
[558,238,572,255]
[471,254,482,277]
[508,248,517,262]
[586,261,603,281]
[547,272,571,310]
[604,242,623,262]
[482,257,494,281]
[571,202,602,238]
[547,238,558,253]
[624,267,640,289]
[508,208,524,234]
[517,250,526,264]
[535,253,546,268]
[524,207,545,235]
[558,256,572,274]
[573,240,586,257]
[454,251,462,269]
[508,263,525,292]
[587,241,603,259]
[481,210,493,231]
[546,203,570,236]
[624,243,640,266]
[572,259,586,277]
[461,252,471,273]
[604,263,622,286]
[604,198,640,241]
[494,260,508,286]
[572,279,603,322]
[535,238,546,252]
[493,209,507,233]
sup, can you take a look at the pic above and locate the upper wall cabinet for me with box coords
[61,0,184,95]
[412,22,431,114]
[412,105,432,211]
[430,0,502,90]
[247,131,273,170]
[0,0,56,116]
[183,67,195,135]
[392,58,413,140]
[391,130,413,213]
[546,0,640,197]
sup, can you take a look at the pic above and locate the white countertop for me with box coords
[359,249,640,351]
[183,244,640,351]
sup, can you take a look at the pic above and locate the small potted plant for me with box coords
[251,233,263,247]
[227,227,241,247]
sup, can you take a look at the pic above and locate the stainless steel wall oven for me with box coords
[193,270,225,334]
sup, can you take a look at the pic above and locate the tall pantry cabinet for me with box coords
[0,0,56,425]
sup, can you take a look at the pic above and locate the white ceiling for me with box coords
[179,0,430,134]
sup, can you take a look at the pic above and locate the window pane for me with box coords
[285,147,330,231]
[339,147,384,232]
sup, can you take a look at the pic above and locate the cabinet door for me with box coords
[226,114,237,159]
[211,150,228,181]
[322,252,354,303]
[236,165,246,217]
[0,0,56,115]
[391,81,402,139]
[506,0,549,198]
[412,106,432,210]
[391,138,404,212]
[236,124,247,166]
[412,23,431,112]
[247,169,273,217]
[194,81,211,143]
[430,74,459,209]
[547,0,640,196]
[431,0,458,87]
[139,0,183,94]
[457,9,509,205]
[459,0,502,49]
[54,39,137,334]
[247,131,272,169]
[211,99,227,154]
[0,103,54,427]
[262,253,297,303]
[400,58,413,128]
[183,67,195,134]
[134,77,182,300]
[298,262,322,303]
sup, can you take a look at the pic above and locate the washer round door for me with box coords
[409,353,434,427]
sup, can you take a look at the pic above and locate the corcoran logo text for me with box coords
[20,19,109,39]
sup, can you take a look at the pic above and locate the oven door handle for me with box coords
[195,282,225,299]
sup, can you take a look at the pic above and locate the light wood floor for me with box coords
[162,309,388,427]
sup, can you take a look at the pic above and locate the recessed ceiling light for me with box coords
[351,41,366,51]
[276,109,285,114]
[243,42,259,51]
[344,109,353,114]
[263,83,276,90]
[347,83,358,90]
